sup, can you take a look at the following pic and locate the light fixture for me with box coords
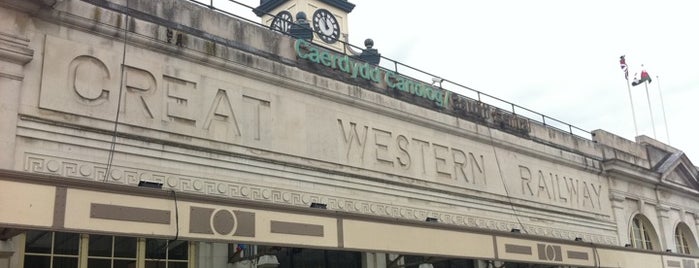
[310,202,327,209]
[418,263,434,268]
[511,228,521,233]
[256,254,279,268]
[138,180,163,189]
[431,77,444,88]
[574,237,583,242]
[425,217,438,223]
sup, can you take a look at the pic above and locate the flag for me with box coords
[619,55,628,80]
[632,69,652,86]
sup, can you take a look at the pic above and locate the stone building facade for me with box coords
[0,0,698,267]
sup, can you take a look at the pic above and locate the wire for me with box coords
[486,126,527,233]
[102,0,129,183]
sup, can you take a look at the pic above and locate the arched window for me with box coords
[675,223,696,255]
[630,214,657,250]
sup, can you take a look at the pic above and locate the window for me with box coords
[24,231,80,268]
[630,215,656,250]
[252,246,361,268]
[675,223,694,255]
[145,239,189,268]
[22,231,192,268]
[88,234,138,268]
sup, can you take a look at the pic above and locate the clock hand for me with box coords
[319,19,327,32]
[325,18,333,31]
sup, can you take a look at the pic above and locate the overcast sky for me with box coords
[221,0,699,164]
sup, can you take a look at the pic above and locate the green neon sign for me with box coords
[294,39,450,108]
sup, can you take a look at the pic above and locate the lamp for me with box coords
[256,254,279,268]
[510,228,521,233]
[574,237,583,242]
[431,77,444,88]
[310,202,327,209]
[425,217,438,223]
[138,180,163,189]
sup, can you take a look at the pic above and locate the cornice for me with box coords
[254,0,355,17]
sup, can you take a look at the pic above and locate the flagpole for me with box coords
[620,55,639,137]
[643,81,657,138]
[625,79,639,137]
[656,75,670,144]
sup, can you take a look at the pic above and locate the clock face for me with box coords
[312,9,340,44]
[270,11,293,33]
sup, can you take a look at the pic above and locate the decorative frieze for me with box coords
[23,152,618,245]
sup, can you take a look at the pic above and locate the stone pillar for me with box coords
[656,205,672,252]
[694,213,699,251]
[0,24,34,169]
[0,247,11,268]
[610,193,628,246]
[362,252,387,268]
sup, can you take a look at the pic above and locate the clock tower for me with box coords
[254,0,355,52]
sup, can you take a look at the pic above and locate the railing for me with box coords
[187,0,592,139]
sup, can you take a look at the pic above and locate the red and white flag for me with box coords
[632,68,652,86]
[619,55,629,80]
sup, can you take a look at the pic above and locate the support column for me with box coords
[610,193,628,246]
[656,205,672,252]
[693,213,699,251]
[0,30,34,169]
[362,252,387,268]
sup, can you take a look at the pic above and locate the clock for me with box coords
[312,9,340,44]
[270,10,293,32]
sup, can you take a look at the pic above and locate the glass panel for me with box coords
[681,236,690,254]
[642,226,653,250]
[53,257,78,268]
[168,262,188,268]
[89,235,112,257]
[146,239,167,259]
[114,237,137,258]
[114,259,138,268]
[53,232,80,255]
[326,250,362,268]
[167,240,188,260]
[24,255,51,268]
[676,229,684,253]
[25,231,52,254]
[145,260,166,268]
[88,258,111,268]
[631,226,642,248]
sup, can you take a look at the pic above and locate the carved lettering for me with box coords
[468,153,485,184]
[338,119,487,187]
[396,135,411,169]
[433,143,450,179]
[373,128,393,166]
[337,119,368,162]
[204,89,241,138]
[165,75,197,124]
[519,165,604,211]
[124,66,157,119]
[70,56,110,102]
[537,170,551,199]
[520,165,534,195]
[412,138,430,175]
[242,96,270,141]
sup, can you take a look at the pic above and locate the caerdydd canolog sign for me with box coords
[294,39,451,108]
